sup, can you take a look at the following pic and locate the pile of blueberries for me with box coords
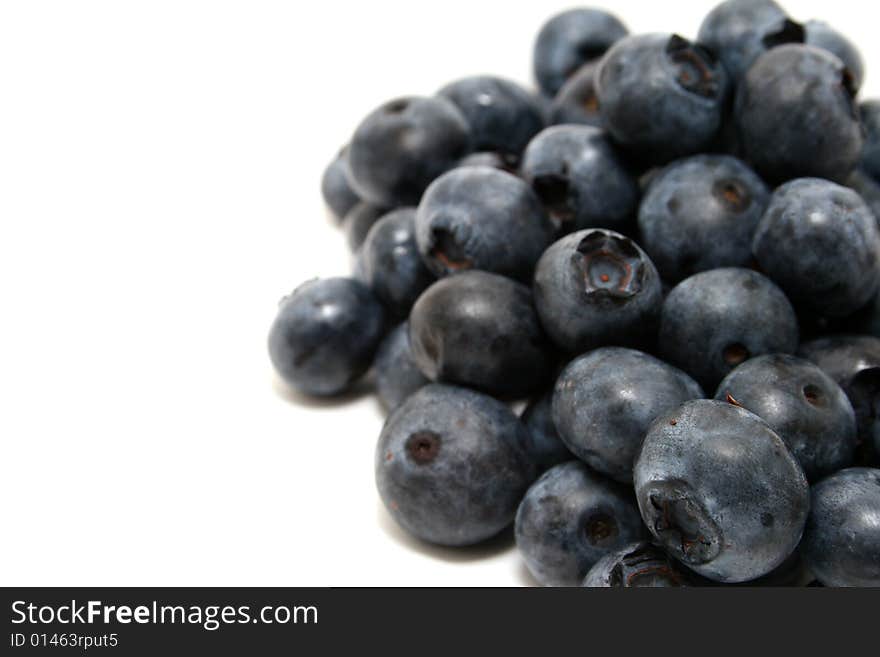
[270,0,880,586]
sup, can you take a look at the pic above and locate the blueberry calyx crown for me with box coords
[429,227,473,272]
[608,544,685,587]
[533,170,575,224]
[406,431,441,465]
[761,19,805,49]
[583,512,619,545]
[665,34,722,99]
[644,480,722,565]
[712,178,751,213]
[575,231,644,299]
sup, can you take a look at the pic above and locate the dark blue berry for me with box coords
[698,0,804,82]
[348,96,470,207]
[715,354,857,480]
[438,76,544,156]
[376,384,535,546]
[320,146,360,221]
[752,178,880,318]
[533,8,628,96]
[515,461,645,586]
[595,34,729,163]
[520,125,639,234]
[800,467,880,587]
[268,278,385,396]
[360,208,433,319]
[553,347,703,482]
[634,399,809,583]
[415,166,555,281]
[533,229,663,353]
[658,268,799,390]
[735,44,863,183]
[638,155,769,283]
[408,270,553,397]
[520,392,573,472]
[374,323,429,413]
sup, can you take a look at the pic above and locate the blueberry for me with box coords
[595,34,729,163]
[804,20,864,93]
[548,61,602,127]
[438,76,544,156]
[697,0,804,82]
[347,96,470,207]
[374,323,429,413]
[861,101,880,183]
[533,8,628,96]
[800,467,880,587]
[268,278,385,396]
[520,125,639,233]
[582,541,700,587]
[343,202,390,253]
[658,268,799,390]
[359,208,433,319]
[376,384,534,546]
[735,44,863,183]
[520,392,573,472]
[408,270,553,397]
[456,151,519,173]
[634,399,809,583]
[752,178,880,318]
[320,146,360,221]
[714,354,857,481]
[846,169,880,223]
[533,229,663,353]
[415,166,555,281]
[553,347,703,483]
[798,335,880,460]
[637,155,769,283]
[515,461,645,586]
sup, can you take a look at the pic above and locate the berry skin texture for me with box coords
[735,45,863,184]
[520,125,639,234]
[582,541,699,587]
[268,278,385,397]
[374,323,429,413]
[515,461,645,586]
[438,76,545,156]
[714,354,857,481]
[595,33,729,163]
[634,399,810,583]
[533,229,663,353]
[415,166,555,281]
[520,392,573,472]
[533,8,628,97]
[553,347,703,483]
[697,0,804,82]
[320,147,360,221]
[798,335,880,459]
[800,467,880,587]
[752,178,880,318]
[360,208,433,319]
[658,268,799,390]
[861,101,880,183]
[846,169,880,224]
[408,271,553,398]
[548,61,602,127]
[375,384,535,547]
[347,96,470,207]
[805,20,864,93]
[637,155,770,283]
[343,202,390,253]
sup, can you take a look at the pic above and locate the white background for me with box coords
[0,0,877,586]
